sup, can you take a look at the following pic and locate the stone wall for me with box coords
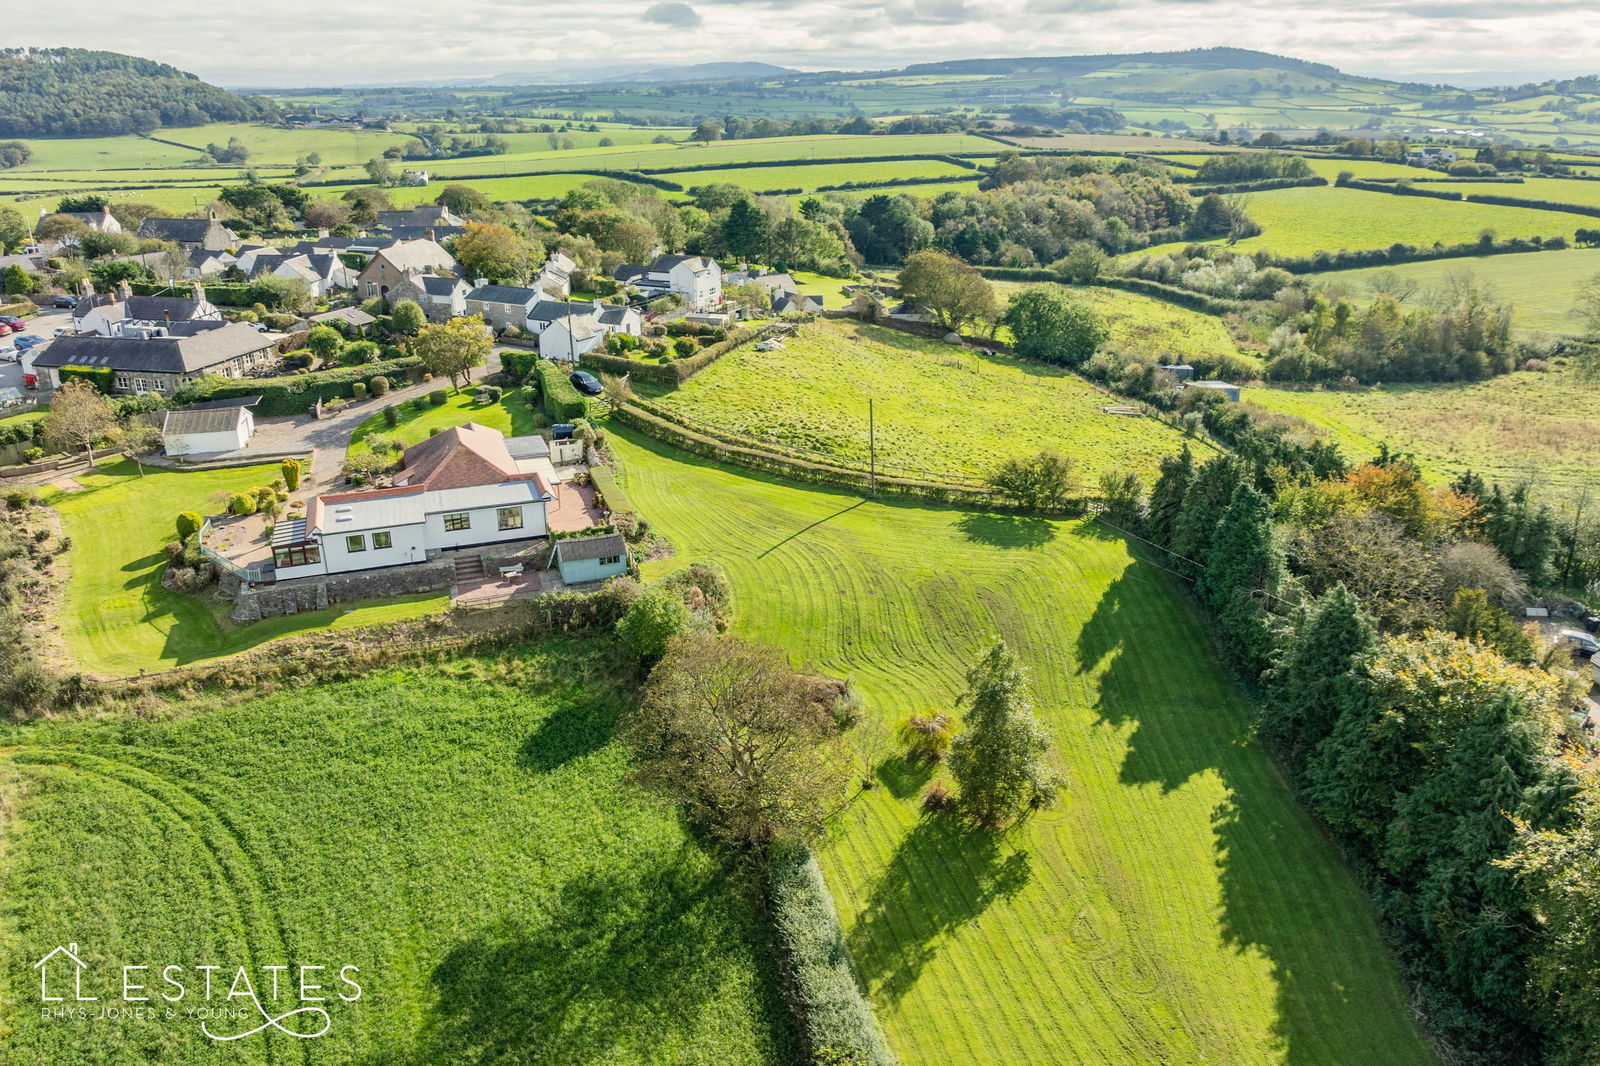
[232,557,455,622]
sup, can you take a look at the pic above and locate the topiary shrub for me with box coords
[673,337,697,358]
[351,381,368,401]
[382,404,399,427]
[429,390,448,407]
[370,375,390,396]
[280,457,301,491]
[227,492,258,516]
[175,510,203,539]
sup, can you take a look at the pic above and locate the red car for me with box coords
[0,316,25,333]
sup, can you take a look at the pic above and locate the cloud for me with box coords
[643,1,702,25]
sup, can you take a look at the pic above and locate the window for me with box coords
[273,544,320,568]
[346,534,367,553]
[372,531,392,549]
[443,513,471,532]
[599,555,622,566]
[497,507,523,531]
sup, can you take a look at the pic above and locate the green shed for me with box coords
[554,531,629,585]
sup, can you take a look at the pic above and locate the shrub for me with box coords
[369,374,390,396]
[227,492,257,516]
[475,384,503,404]
[280,457,301,491]
[673,337,697,358]
[382,404,399,427]
[898,713,955,761]
[922,781,954,812]
[767,843,896,1066]
[5,661,59,715]
[342,339,381,365]
[429,389,448,407]
[175,510,203,539]
[614,586,689,664]
[351,381,368,401]
[535,359,589,422]
[22,447,43,462]
[6,489,37,511]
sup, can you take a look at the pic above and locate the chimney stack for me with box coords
[424,227,436,243]
[192,282,206,306]
[117,279,133,301]
[79,277,94,298]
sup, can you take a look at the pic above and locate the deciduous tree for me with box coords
[1000,286,1107,366]
[410,314,490,393]
[41,381,116,469]
[948,640,1059,828]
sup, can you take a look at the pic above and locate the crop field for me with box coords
[610,427,1435,1066]
[1308,246,1600,334]
[42,460,447,676]
[1410,175,1600,210]
[1200,186,1599,257]
[7,186,229,218]
[648,317,1208,483]
[156,122,417,166]
[0,636,795,1065]
[2,134,207,171]
[345,172,618,206]
[1247,366,1600,488]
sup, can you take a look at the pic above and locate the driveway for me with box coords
[236,349,504,494]
[1,307,74,399]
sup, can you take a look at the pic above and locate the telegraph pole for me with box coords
[868,397,876,495]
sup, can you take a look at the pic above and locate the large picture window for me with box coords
[444,513,471,532]
[497,507,523,531]
[273,544,320,568]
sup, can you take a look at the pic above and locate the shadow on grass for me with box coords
[384,851,795,1065]
[956,512,1056,549]
[757,499,865,559]
[519,700,620,772]
[875,753,935,799]
[847,813,1031,1005]
[1076,561,1434,1064]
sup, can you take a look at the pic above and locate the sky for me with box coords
[13,0,1600,88]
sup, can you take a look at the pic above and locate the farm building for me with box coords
[1159,363,1196,382]
[553,531,628,585]
[161,398,258,456]
[1187,380,1241,402]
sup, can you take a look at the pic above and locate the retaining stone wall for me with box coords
[232,558,454,622]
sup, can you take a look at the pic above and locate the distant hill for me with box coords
[0,47,278,138]
[898,47,1343,80]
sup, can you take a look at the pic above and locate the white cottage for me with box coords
[270,423,554,580]
[161,400,257,456]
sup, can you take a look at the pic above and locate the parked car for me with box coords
[1558,629,1600,658]
[51,295,77,309]
[0,346,18,364]
[13,334,46,349]
[52,326,73,337]
[569,370,603,396]
[0,316,25,333]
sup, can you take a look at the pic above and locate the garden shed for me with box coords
[553,531,628,585]
[162,401,257,456]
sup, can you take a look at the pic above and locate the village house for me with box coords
[375,205,464,230]
[772,289,823,314]
[388,273,470,322]
[357,238,459,300]
[535,251,576,298]
[137,211,236,252]
[69,281,226,337]
[613,254,722,310]
[270,423,555,580]
[53,204,121,234]
[464,283,542,331]
[307,306,376,333]
[33,322,278,396]
[267,252,354,297]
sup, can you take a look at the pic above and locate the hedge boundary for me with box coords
[768,843,898,1066]
[534,359,588,422]
[174,355,421,416]
[579,326,757,387]
[972,265,1249,316]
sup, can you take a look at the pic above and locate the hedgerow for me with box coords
[173,356,420,416]
[535,359,588,422]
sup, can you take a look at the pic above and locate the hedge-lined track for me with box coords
[614,426,1436,1066]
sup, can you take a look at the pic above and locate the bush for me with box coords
[5,489,36,511]
[429,389,448,407]
[5,661,59,715]
[22,447,43,462]
[175,510,203,539]
[673,337,697,358]
[351,381,368,401]
[614,586,689,664]
[342,339,381,366]
[369,374,390,396]
[171,355,420,417]
[475,384,503,404]
[768,843,896,1066]
[382,404,399,427]
[922,781,954,812]
[280,457,301,491]
[227,492,258,516]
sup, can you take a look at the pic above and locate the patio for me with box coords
[547,481,607,533]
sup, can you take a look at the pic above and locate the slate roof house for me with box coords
[389,273,470,322]
[464,283,542,331]
[357,239,459,300]
[137,212,235,252]
[772,289,823,314]
[375,205,464,230]
[56,205,121,234]
[33,323,277,396]
[270,423,555,581]
[71,282,225,338]
[613,254,722,310]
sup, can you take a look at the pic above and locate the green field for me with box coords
[1248,366,1600,488]
[44,460,447,676]
[0,636,794,1065]
[1308,246,1600,334]
[611,426,1435,1066]
[649,317,1208,483]
[659,159,973,193]
[1184,186,1600,257]
[1410,175,1600,210]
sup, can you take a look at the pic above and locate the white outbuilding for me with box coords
[162,399,257,456]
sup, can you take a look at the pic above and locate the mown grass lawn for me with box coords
[45,460,448,676]
[1247,366,1600,489]
[0,637,796,1065]
[650,316,1209,483]
[613,426,1435,1066]
[348,388,542,457]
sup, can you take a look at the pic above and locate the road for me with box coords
[0,307,75,398]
